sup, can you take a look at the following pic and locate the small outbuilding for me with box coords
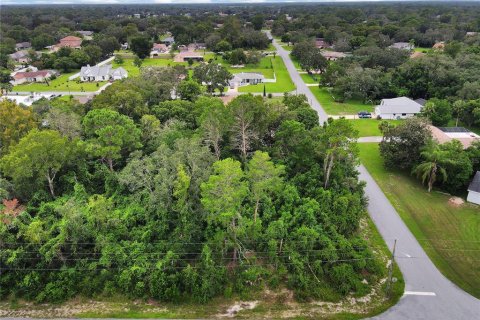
[467,171,480,205]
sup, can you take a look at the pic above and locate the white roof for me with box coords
[232,72,265,80]
[111,67,127,77]
[376,97,423,114]
[80,65,112,77]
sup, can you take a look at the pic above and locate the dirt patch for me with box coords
[448,196,464,207]
[219,301,259,318]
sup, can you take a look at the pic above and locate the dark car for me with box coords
[358,111,372,118]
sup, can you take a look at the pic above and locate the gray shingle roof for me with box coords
[80,65,112,77]
[376,97,423,114]
[232,72,265,80]
[468,171,480,193]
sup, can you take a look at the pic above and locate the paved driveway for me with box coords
[268,31,480,319]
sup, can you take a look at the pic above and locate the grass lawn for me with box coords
[113,57,188,77]
[310,87,374,115]
[290,54,302,70]
[238,56,295,93]
[348,119,398,137]
[414,47,433,53]
[359,143,480,299]
[13,72,107,92]
[222,56,275,79]
[300,73,320,84]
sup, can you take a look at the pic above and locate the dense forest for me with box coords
[0,63,382,302]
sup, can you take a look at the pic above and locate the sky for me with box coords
[2,0,476,5]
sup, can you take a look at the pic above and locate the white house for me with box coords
[229,72,265,88]
[12,70,56,85]
[375,97,424,120]
[79,65,128,82]
[389,42,415,51]
[467,171,480,205]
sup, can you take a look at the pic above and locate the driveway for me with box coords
[268,31,480,319]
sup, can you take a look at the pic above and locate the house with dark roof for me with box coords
[467,171,480,205]
[375,97,424,119]
[9,50,30,64]
[15,42,31,51]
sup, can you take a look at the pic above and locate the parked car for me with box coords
[358,111,372,118]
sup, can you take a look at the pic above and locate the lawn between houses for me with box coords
[310,87,374,116]
[348,119,398,137]
[359,143,480,299]
[12,72,107,92]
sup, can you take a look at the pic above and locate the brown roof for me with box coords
[433,42,445,49]
[410,51,425,59]
[59,36,82,48]
[13,70,51,79]
[61,36,82,41]
[429,125,480,149]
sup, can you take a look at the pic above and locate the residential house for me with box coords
[9,50,30,64]
[429,126,480,149]
[79,64,128,82]
[375,97,424,119]
[229,72,265,88]
[188,43,206,51]
[321,51,346,61]
[150,43,169,57]
[466,32,478,37]
[389,42,415,51]
[160,37,175,46]
[178,45,189,52]
[15,42,31,51]
[467,171,480,205]
[432,41,445,51]
[12,70,56,85]
[414,98,427,106]
[315,38,330,49]
[78,31,94,40]
[181,54,204,63]
[57,36,82,50]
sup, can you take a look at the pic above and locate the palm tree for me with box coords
[412,142,450,192]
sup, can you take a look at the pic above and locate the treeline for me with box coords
[0,66,383,303]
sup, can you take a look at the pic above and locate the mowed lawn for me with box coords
[13,72,107,92]
[359,143,480,299]
[348,119,398,137]
[310,87,374,115]
[238,56,295,93]
[300,72,320,84]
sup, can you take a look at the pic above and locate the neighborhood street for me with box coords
[271,34,480,319]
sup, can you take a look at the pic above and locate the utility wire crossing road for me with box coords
[270,32,480,319]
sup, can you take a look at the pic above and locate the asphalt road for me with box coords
[269,32,329,124]
[270,33,480,319]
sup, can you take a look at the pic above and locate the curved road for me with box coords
[270,32,480,319]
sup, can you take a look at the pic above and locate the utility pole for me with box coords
[386,239,397,297]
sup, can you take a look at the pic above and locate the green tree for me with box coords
[0,129,72,197]
[177,80,202,101]
[82,109,142,171]
[0,100,37,152]
[412,141,451,192]
[193,62,232,94]
[421,99,452,126]
[246,151,285,222]
[198,97,231,159]
[134,55,143,69]
[201,158,249,262]
[130,36,151,59]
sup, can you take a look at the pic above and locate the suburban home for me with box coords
[78,30,94,40]
[414,98,427,106]
[15,42,31,51]
[466,32,478,37]
[178,45,188,52]
[315,38,330,49]
[467,171,480,205]
[150,43,169,57]
[9,50,30,64]
[177,52,204,62]
[160,37,175,46]
[229,72,265,88]
[389,42,415,51]
[188,43,206,51]
[429,126,480,149]
[375,97,424,119]
[56,36,82,50]
[321,51,346,61]
[12,70,56,85]
[79,64,128,82]
[432,41,445,50]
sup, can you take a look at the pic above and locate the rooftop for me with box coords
[468,171,480,193]
[429,126,480,149]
